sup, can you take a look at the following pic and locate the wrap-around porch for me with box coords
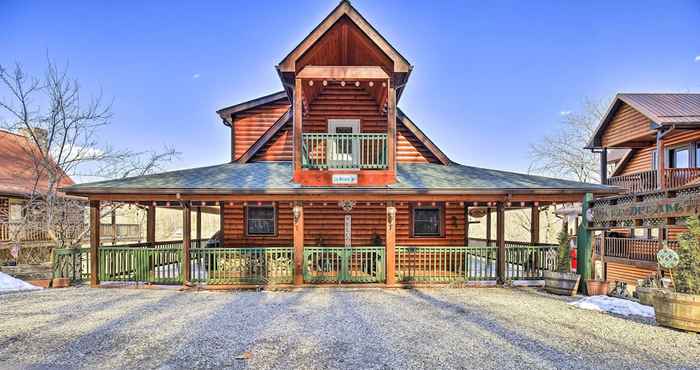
[54,195,568,287]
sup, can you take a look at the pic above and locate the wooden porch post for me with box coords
[89,200,100,287]
[496,203,506,284]
[110,208,116,245]
[196,206,202,242]
[657,132,666,190]
[600,148,608,185]
[182,202,192,284]
[219,201,225,246]
[293,201,304,285]
[530,206,540,245]
[385,202,396,285]
[464,205,470,245]
[486,208,492,246]
[293,78,303,182]
[147,205,156,244]
[387,79,397,178]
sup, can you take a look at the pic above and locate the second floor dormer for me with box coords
[216,1,449,187]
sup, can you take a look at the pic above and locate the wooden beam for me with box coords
[293,201,304,285]
[530,206,540,244]
[219,201,225,246]
[182,202,192,284]
[89,200,100,287]
[387,80,397,181]
[496,203,506,284]
[147,205,155,244]
[657,133,666,190]
[485,208,492,246]
[196,206,202,241]
[293,78,303,182]
[600,148,608,185]
[464,205,470,245]
[296,66,389,81]
[386,202,397,285]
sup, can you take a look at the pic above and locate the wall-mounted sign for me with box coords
[468,208,488,218]
[332,174,358,185]
[591,193,700,223]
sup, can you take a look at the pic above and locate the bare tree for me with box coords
[529,99,607,183]
[0,60,177,251]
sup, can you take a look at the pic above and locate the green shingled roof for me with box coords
[62,162,613,195]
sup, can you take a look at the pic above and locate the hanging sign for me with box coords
[591,193,700,223]
[332,174,358,185]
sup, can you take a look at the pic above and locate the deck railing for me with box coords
[0,222,50,242]
[303,246,384,283]
[191,247,294,285]
[607,168,700,193]
[53,247,91,282]
[302,133,387,170]
[99,223,141,240]
[99,246,183,284]
[595,237,679,263]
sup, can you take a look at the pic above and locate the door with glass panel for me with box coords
[327,119,360,168]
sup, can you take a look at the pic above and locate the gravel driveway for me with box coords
[1,287,698,369]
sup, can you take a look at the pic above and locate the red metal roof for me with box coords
[0,130,74,198]
[618,93,700,125]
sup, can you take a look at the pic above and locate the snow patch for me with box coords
[0,272,42,294]
[569,295,654,318]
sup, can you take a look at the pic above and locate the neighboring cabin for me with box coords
[587,93,700,285]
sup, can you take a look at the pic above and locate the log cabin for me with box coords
[587,93,700,286]
[62,0,612,287]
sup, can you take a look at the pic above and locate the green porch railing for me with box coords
[303,246,385,283]
[505,243,558,280]
[396,246,498,282]
[190,247,294,285]
[302,133,387,170]
[99,246,183,284]
[53,247,91,282]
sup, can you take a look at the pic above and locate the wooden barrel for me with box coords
[653,291,700,332]
[544,271,580,296]
[636,287,669,306]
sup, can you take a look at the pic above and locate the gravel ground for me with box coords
[1,287,699,369]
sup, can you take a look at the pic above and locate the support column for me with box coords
[464,205,470,245]
[600,148,608,185]
[496,203,506,284]
[657,133,666,189]
[293,78,303,182]
[89,200,100,287]
[386,202,397,285]
[182,202,192,284]
[486,207,492,246]
[219,201,225,246]
[576,193,593,294]
[110,208,116,245]
[387,79,397,178]
[293,201,304,285]
[147,205,156,244]
[530,206,540,245]
[196,206,202,242]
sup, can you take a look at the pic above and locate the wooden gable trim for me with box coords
[238,108,292,163]
[296,66,389,81]
[216,91,289,124]
[277,0,411,74]
[397,109,450,165]
[588,95,658,149]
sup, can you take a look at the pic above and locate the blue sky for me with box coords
[2,0,699,180]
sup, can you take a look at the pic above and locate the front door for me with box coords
[328,119,360,168]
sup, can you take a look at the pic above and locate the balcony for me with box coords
[302,133,387,170]
[606,168,700,193]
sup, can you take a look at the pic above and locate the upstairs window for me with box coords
[412,204,443,237]
[246,205,276,236]
[669,147,689,168]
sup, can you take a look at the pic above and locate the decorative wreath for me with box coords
[657,247,680,270]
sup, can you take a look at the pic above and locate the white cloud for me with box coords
[560,110,572,116]
[192,73,200,79]
[695,55,700,62]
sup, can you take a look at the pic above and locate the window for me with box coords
[695,145,700,168]
[669,146,689,168]
[412,205,442,237]
[246,205,276,236]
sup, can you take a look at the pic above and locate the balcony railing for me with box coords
[302,133,387,170]
[594,237,679,263]
[606,168,700,193]
[0,222,50,242]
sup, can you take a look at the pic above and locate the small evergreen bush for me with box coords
[556,228,571,273]
[675,217,700,295]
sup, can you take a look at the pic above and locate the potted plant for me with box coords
[544,228,581,296]
[653,217,700,332]
[635,274,669,306]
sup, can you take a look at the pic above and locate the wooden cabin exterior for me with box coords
[62,1,612,288]
[587,93,700,285]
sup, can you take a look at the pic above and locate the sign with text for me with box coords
[591,193,700,223]
[332,174,358,185]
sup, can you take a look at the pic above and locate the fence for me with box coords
[301,133,388,170]
[53,247,91,282]
[191,247,294,285]
[595,237,679,263]
[303,246,385,283]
